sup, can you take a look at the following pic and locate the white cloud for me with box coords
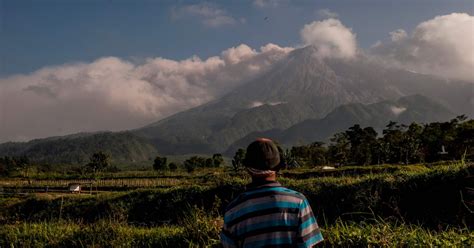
[261,43,294,54]
[370,13,474,81]
[371,40,382,48]
[250,101,264,108]
[171,3,237,28]
[253,0,286,8]
[389,29,408,42]
[203,15,236,27]
[390,106,407,115]
[249,101,286,108]
[221,44,258,64]
[0,44,293,142]
[268,101,285,106]
[316,9,339,19]
[300,18,357,59]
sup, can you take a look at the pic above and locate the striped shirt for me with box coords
[221,180,323,248]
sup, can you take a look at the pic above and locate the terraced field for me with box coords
[1,162,473,247]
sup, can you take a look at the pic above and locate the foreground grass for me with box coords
[1,219,472,248]
[0,221,186,247]
[325,220,473,247]
[1,163,472,247]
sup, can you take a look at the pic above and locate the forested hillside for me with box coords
[0,132,158,165]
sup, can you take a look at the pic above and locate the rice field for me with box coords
[1,162,472,247]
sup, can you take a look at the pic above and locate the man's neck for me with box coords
[247,173,281,189]
[251,173,277,183]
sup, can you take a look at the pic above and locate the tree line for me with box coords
[1,116,472,176]
[153,154,225,172]
[0,151,115,177]
[282,116,472,167]
[0,151,227,176]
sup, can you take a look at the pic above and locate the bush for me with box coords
[85,152,111,174]
[184,162,196,173]
[168,163,178,171]
[153,156,168,171]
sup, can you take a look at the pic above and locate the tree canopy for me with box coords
[281,116,473,167]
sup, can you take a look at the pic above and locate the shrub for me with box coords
[153,156,168,171]
[168,162,178,171]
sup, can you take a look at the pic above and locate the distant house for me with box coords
[68,181,95,194]
[68,183,81,193]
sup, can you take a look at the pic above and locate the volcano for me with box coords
[134,46,472,154]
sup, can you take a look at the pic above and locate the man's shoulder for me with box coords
[276,186,307,200]
[225,193,244,212]
[242,183,306,200]
[225,185,306,213]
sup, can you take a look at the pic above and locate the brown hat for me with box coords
[243,138,281,170]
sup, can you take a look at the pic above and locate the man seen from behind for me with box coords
[221,138,324,247]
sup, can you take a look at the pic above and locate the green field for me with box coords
[1,162,473,247]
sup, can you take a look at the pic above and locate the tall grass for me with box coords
[0,221,186,248]
[1,218,472,248]
[323,219,473,247]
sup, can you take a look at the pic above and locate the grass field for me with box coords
[1,162,473,247]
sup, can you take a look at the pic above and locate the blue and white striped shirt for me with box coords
[221,181,323,247]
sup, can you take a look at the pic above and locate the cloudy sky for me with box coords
[0,0,473,142]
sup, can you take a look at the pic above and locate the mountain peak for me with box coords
[132,47,471,154]
[288,45,321,60]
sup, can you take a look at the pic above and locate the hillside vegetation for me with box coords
[0,132,157,165]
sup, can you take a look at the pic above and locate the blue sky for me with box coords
[1,0,473,77]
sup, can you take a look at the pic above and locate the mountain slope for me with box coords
[134,46,472,154]
[225,94,455,153]
[0,132,158,165]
